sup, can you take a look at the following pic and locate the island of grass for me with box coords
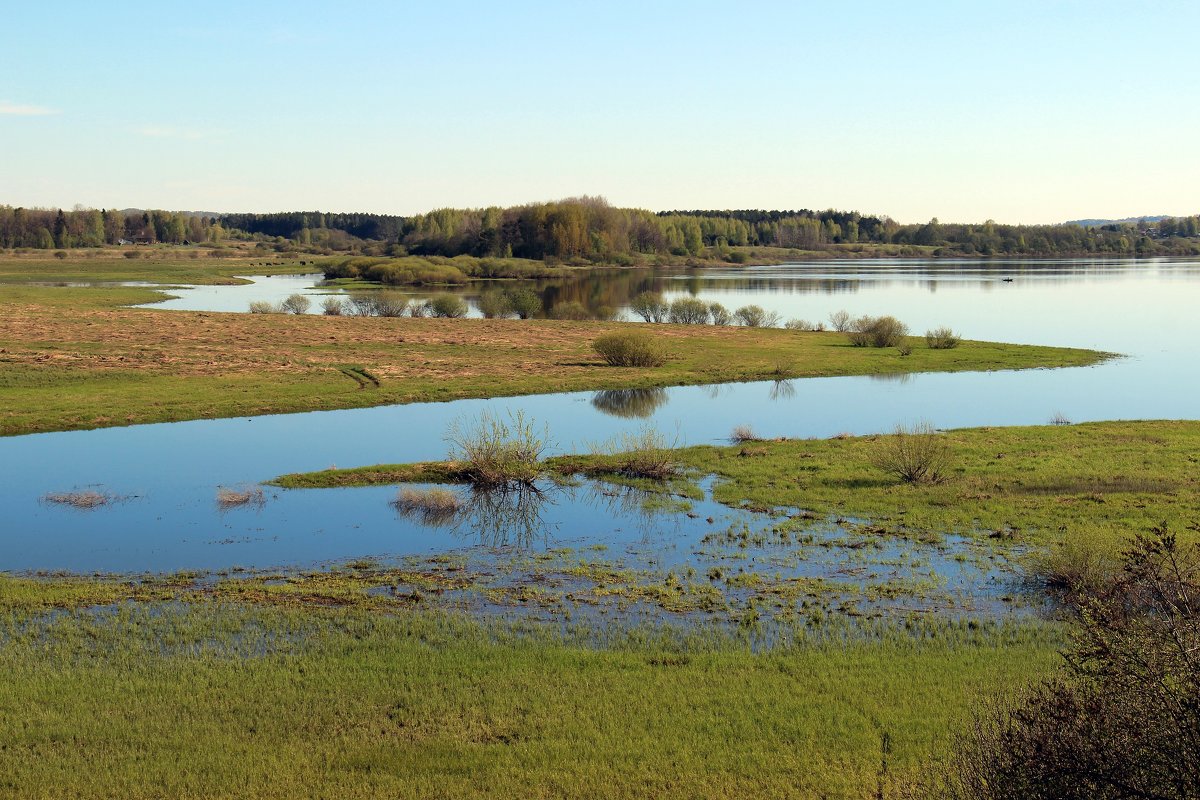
[0,269,1108,436]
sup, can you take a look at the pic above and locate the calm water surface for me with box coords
[5,259,1199,582]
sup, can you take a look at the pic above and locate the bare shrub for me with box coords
[444,410,549,487]
[946,530,1200,800]
[729,424,761,443]
[592,331,667,367]
[1049,411,1072,426]
[708,302,732,326]
[320,297,345,316]
[734,305,781,328]
[248,300,281,314]
[667,297,710,324]
[925,326,961,349]
[347,294,379,316]
[630,291,669,323]
[847,315,909,347]
[784,318,814,331]
[281,294,311,314]
[870,421,951,484]
[407,299,432,317]
[393,487,462,525]
[216,485,266,509]
[828,309,852,332]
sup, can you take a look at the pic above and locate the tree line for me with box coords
[4,198,1199,257]
[0,206,223,249]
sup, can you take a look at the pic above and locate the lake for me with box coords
[5,259,1199,612]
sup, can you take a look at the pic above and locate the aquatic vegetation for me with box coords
[392,487,462,526]
[870,421,952,484]
[444,410,549,488]
[215,485,266,510]
[41,489,114,509]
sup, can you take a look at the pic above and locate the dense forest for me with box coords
[4,198,1199,258]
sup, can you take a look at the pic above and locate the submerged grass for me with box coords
[0,592,1060,799]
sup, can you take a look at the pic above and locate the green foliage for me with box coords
[708,302,731,326]
[667,297,710,324]
[503,287,542,319]
[630,291,669,323]
[549,300,591,320]
[476,290,513,319]
[429,294,468,318]
[592,331,668,367]
[848,315,909,347]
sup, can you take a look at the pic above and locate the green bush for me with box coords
[668,297,710,324]
[592,331,667,367]
[708,302,732,326]
[550,301,591,320]
[477,291,513,319]
[734,305,781,328]
[848,315,909,347]
[504,288,542,319]
[630,291,669,323]
[429,294,468,318]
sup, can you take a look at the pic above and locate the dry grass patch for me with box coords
[216,485,266,509]
[41,490,112,509]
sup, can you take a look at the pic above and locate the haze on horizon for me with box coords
[2,0,1197,225]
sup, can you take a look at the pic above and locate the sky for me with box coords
[2,0,1198,224]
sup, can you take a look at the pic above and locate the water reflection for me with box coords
[868,372,915,384]
[768,379,796,401]
[395,484,555,549]
[591,388,670,419]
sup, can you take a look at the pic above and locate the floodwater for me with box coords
[5,259,1199,615]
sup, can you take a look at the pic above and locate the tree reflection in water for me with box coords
[590,388,669,419]
[768,379,796,401]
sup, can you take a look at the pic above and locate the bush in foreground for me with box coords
[281,294,311,315]
[592,331,667,367]
[945,529,1200,800]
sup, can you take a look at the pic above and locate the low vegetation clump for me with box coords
[847,315,909,347]
[215,485,266,509]
[248,300,281,314]
[429,294,468,318]
[592,331,667,367]
[281,293,311,314]
[476,290,513,319]
[926,326,961,349]
[320,297,345,315]
[630,291,669,323]
[667,297,710,324]
[708,302,732,326]
[444,410,548,487]
[785,318,822,331]
[41,490,113,509]
[946,530,1200,800]
[392,487,462,525]
[870,421,951,484]
[550,300,591,320]
[734,304,782,328]
[504,287,542,319]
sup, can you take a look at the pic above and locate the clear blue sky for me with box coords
[2,0,1197,223]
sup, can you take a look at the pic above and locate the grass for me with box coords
[0,278,1107,436]
[216,485,266,509]
[41,489,113,508]
[393,487,463,524]
[0,592,1059,799]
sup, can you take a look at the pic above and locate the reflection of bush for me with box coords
[591,388,670,419]
[457,485,551,548]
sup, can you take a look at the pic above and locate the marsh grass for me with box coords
[730,424,762,443]
[588,426,681,480]
[444,410,549,487]
[215,485,266,510]
[393,487,463,526]
[41,489,113,509]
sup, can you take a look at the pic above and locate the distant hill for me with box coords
[1065,215,1171,227]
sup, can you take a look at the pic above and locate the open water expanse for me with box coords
[4,258,1199,615]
